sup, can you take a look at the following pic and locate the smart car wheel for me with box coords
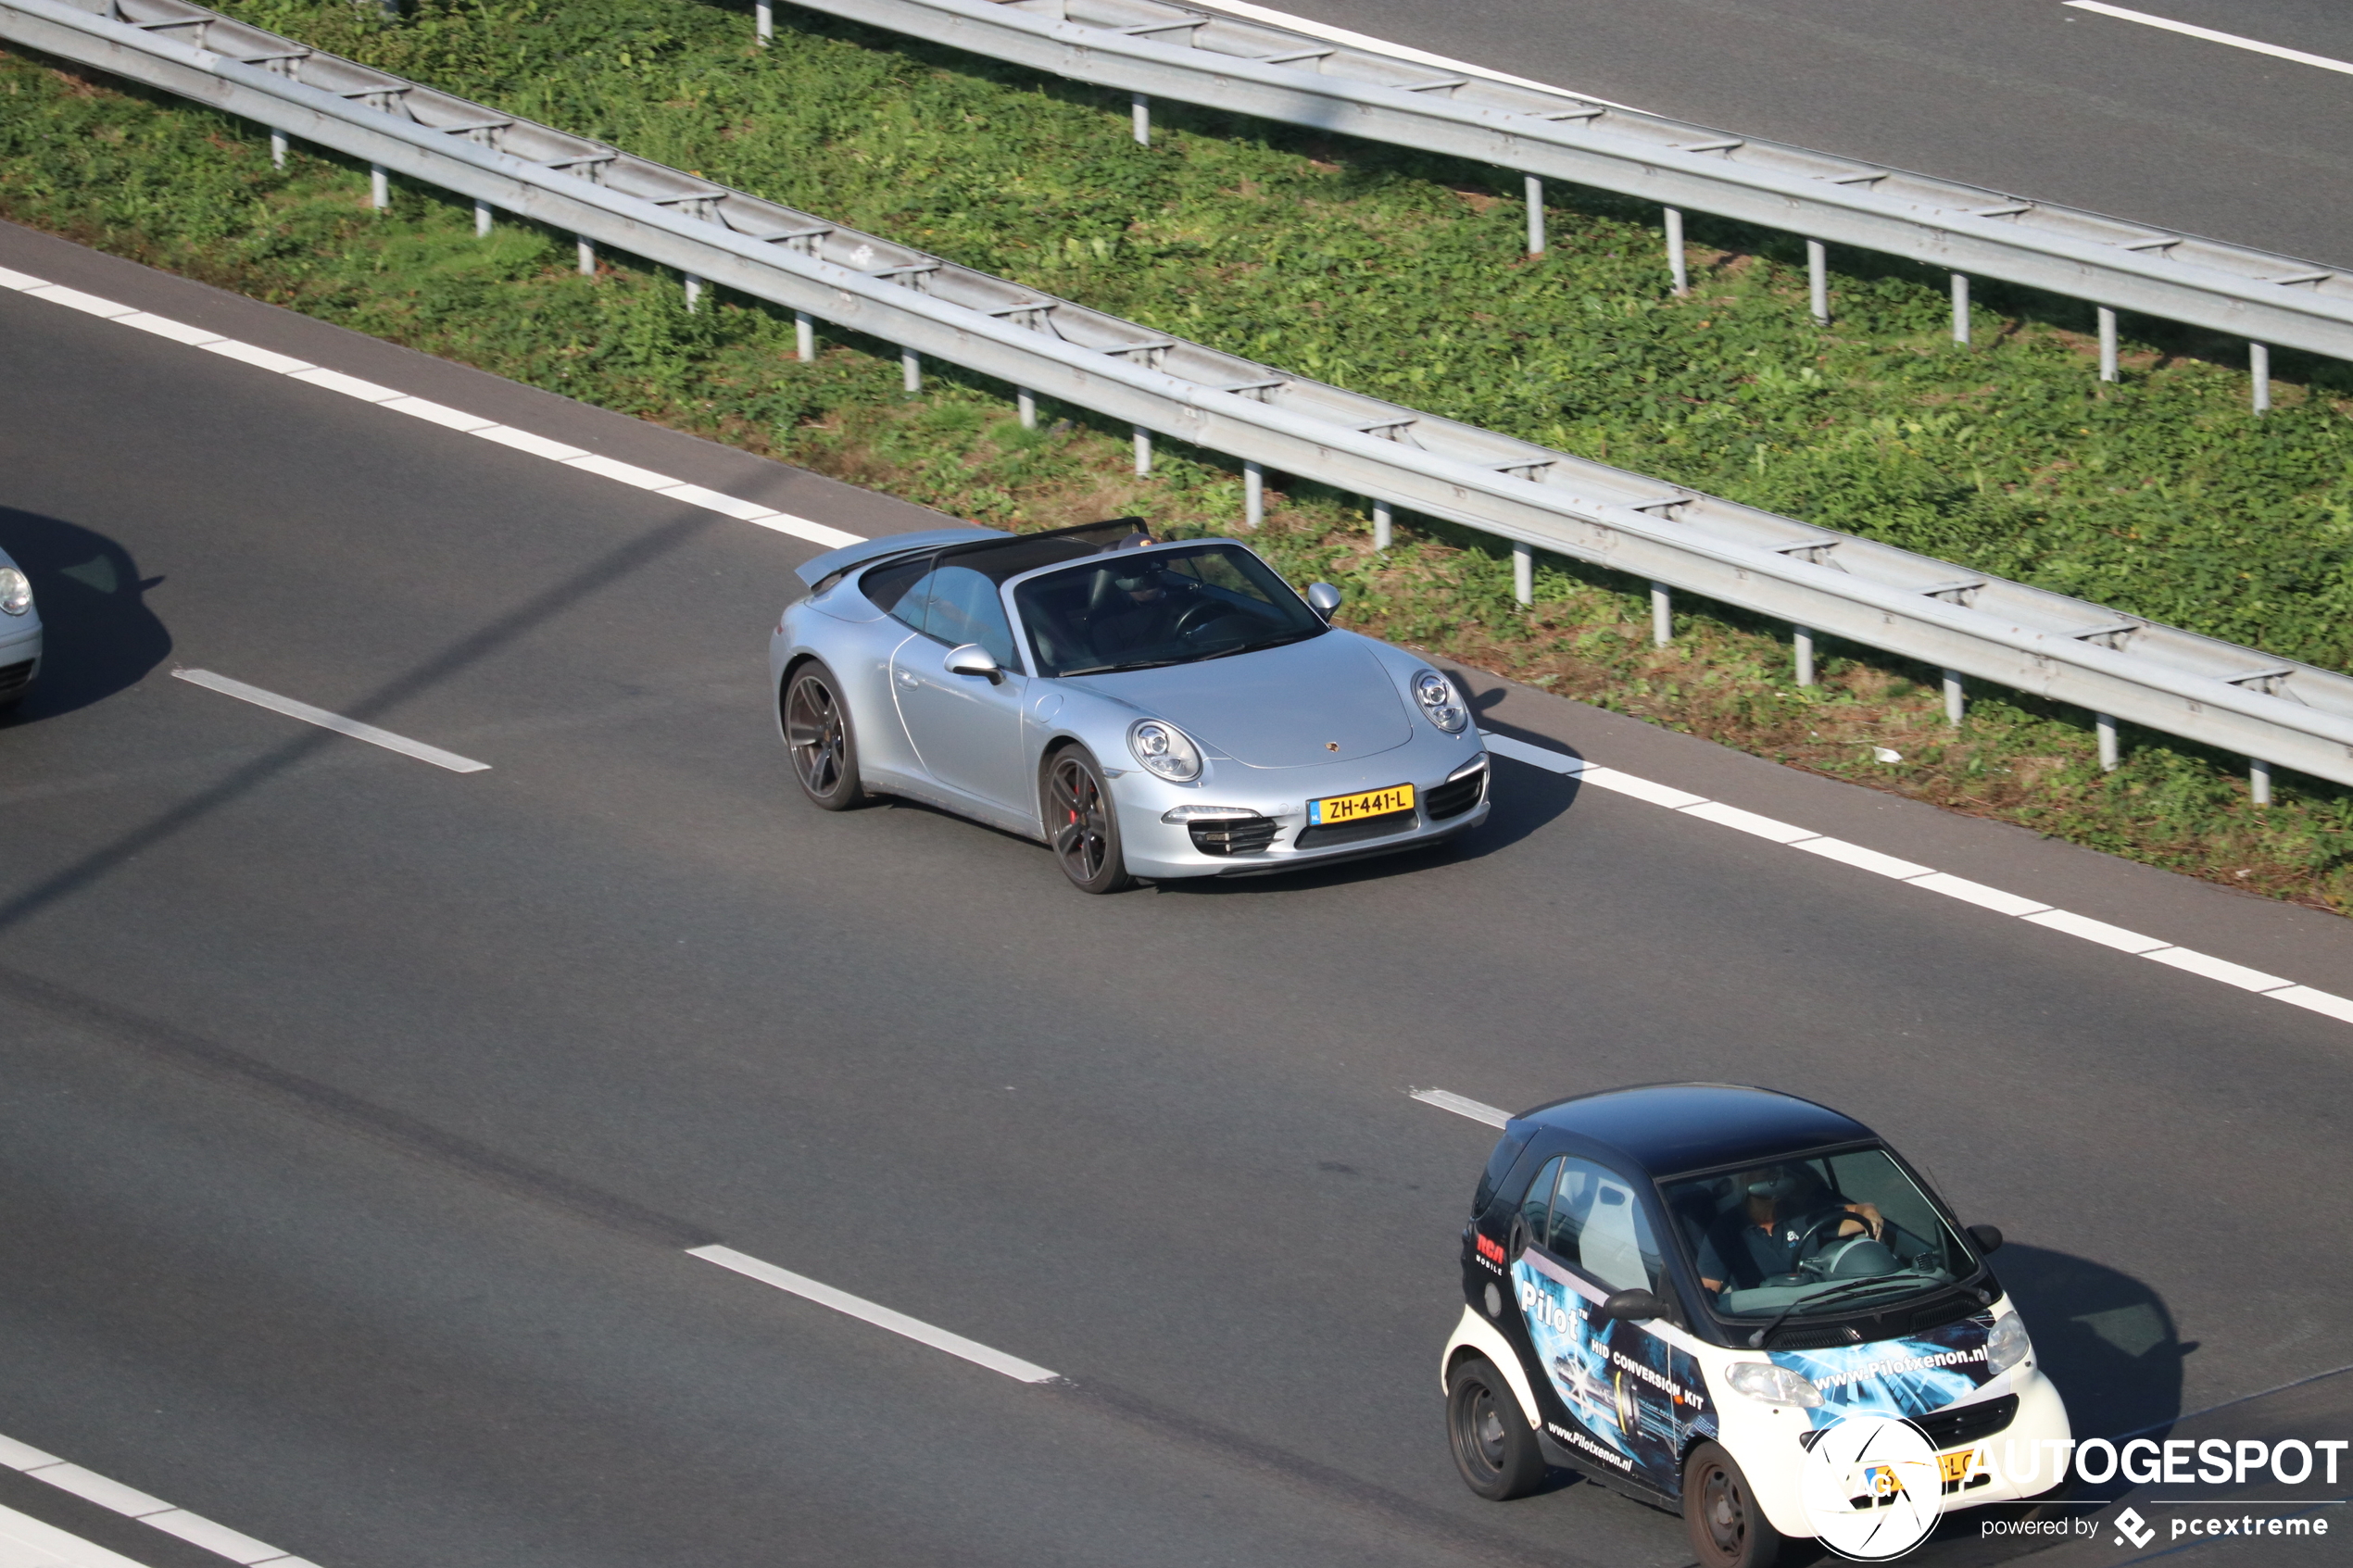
[1444,1356,1545,1501]
[1044,748,1132,894]
[1684,1440,1786,1568]
[783,663,865,811]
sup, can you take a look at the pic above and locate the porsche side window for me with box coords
[1529,1156,1669,1298]
[862,557,934,626]
[908,564,1020,669]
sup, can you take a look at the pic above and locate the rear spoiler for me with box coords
[791,526,1006,590]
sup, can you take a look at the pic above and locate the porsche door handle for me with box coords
[895,670,919,688]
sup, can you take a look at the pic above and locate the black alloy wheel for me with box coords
[783,664,864,810]
[1045,748,1131,893]
[1444,1356,1546,1500]
[1684,1440,1787,1568]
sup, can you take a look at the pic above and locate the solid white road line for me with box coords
[173,669,491,773]
[0,270,872,553]
[2065,2,2353,77]
[0,1433,321,1568]
[1185,0,1648,111]
[687,1245,1062,1384]
[1410,1088,1513,1128]
[0,1505,150,1568]
[1479,730,2353,1031]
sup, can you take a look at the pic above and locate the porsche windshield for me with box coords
[1661,1147,1979,1321]
[1014,544,1327,677]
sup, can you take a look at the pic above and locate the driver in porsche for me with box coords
[1695,1166,1887,1295]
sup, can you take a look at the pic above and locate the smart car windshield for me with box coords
[1661,1146,1978,1321]
[1013,544,1327,677]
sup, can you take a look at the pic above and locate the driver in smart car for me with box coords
[1694,1164,1890,1296]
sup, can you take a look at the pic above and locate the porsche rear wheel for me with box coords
[1685,1440,1786,1568]
[1446,1356,1546,1500]
[1045,748,1131,894]
[783,663,865,810]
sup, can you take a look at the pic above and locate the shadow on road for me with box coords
[0,507,171,721]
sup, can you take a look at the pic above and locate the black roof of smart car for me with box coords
[1511,1084,1875,1177]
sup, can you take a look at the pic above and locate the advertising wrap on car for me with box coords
[1512,1248,1714,1486]
[1768,1315,1997,1429]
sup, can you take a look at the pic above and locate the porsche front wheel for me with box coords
[1045,748,1131,894]
[783,663,865,810]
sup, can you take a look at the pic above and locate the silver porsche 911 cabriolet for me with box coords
[769,517,1491,892]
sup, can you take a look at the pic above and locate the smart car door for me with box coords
[888,563,1031,818]
[1510,1155,1699,1499]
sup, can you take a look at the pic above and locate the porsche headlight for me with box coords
[1412,670,1468,734]
[0,569,30,617]
[1985,1312,2032,1375]
[1724,1361,1824,1408]
[1127,720,1202,783]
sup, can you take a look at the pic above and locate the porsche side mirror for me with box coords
[1967,1223,2004,1255]
[1306,582,1342,621]
[944,644,1002,683]
[1594,1287,1662,1323]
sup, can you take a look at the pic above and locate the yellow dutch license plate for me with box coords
[1939,1449,1985,1486]
[1309,784,1416,824]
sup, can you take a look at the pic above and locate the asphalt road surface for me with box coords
[1219,0,2353,270]
[3,220,2351,1568]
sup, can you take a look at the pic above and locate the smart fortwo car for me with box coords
[769,519,1490,891]
[1441,1085,2070,1568]
[0,540,40,712]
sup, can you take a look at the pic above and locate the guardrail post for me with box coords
[1373,498,1392,550]
[577,237,596,277]
[901,347,922,394]
[1513,543,1533,606]
[1132,93,1150,145]
[1017,388,1037,429]
[1793,626,1815,686]
[270,129,287,169]
[1665,207,1687,295]
[1243,460,1263,528]
[1806,239,1829,325]
[2251,758,2273,806]
[795,310,815,362]
[473,199,492,238]
[370,164,388,210]
[1950,274,1969,346]
[756,0,772,44]
[2097,307,2118,382]
[1650,582,1671,646]
[2250,343,2271,413]
[2096,712,2120,771]
[1524,176,1544,257]
[1942,670,1965,725]
[684,273,703,313]
[1133,426,1151,475]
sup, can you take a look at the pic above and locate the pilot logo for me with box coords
[2112,1508,2156,1549]
[1798,1412,1943,1561]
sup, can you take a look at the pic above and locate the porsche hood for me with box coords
[1063,633,1415,767]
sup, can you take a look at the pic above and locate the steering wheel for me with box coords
[1791,1207,1875,1263]
[1173,597,1239,638]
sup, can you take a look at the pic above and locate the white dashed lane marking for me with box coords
[173,670,491,773]
[1480,732,2353,1030]
[688,1246,1063,1384]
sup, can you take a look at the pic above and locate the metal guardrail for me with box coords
[772,0,2353,381]
[9,0,2353,793]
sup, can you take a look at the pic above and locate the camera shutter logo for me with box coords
[1798,1412,1943,1561]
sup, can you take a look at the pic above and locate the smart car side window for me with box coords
[1544,1157,1671,1298]
[1517,1156,1565,1249]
